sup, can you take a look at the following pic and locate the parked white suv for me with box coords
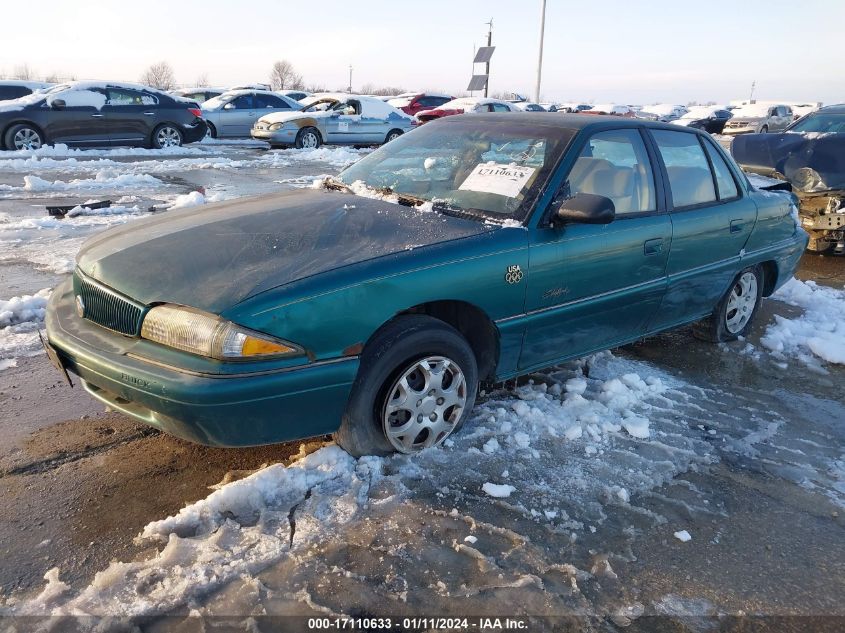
[723,103,793,134]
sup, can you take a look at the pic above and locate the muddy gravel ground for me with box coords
[0,142,843,630]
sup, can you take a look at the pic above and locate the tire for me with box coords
[151,124,183,149]
[693,265,763,343]
[760,125,768,134]
[294,126,321,149]
[384,129,403,144]
[334,315,478,457]
[205,122,217,139]
[4,123,44,151]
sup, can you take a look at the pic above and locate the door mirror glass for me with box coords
[223,102,235,110]
[50,98,66,109]
[555,193,615,225]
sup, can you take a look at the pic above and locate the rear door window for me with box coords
[702,141,739,200]
[107,88,157,106]
[491,103,511,112]
[651,130,717,209]
[255,94,289,109]
[0,85,32,100]
[566,129,657,215]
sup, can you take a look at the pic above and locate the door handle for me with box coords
[90,113,104,118]
[644,238,664,256]
[730,219,744,234]
[142,111,155,116]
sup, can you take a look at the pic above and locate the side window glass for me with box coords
[703,142,739,200]
[652,130,717,208]
[255,94,286,108]
[107,89,157,106]
[230,95,253,109]
[565,129,656,215]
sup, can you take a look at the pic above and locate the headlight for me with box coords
[791,167,825,193]
[269,123,284,131]
[140,304,302,360]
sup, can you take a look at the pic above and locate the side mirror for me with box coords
[223,102,235,110]
[50,99,66,110]
[554,193,615,225]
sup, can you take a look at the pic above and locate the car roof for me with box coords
[0,80,54,89]
[818,104,845,114]
[437,111,708,133]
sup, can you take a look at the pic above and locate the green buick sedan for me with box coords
[44,114,807,456]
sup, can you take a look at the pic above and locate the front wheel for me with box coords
[384,129,403,144]
[295,127,321,149]
[5,124,44,151]
[335,315,478,457]
[693,266,763,342]
[151,124,183,149]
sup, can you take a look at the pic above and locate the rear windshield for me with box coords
[339,119,576,221]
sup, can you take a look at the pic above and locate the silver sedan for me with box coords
[201,90,301,138]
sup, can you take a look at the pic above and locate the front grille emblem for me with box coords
[75,295,85,318]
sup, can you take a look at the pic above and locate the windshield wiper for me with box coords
[323,176,353,193]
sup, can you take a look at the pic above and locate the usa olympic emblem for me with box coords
[505,265,523,284]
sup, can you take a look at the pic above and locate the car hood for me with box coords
[76,189,492,313]
[731,132,845,192]
[258,110,333,125]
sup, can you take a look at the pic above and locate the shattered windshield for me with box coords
[788,112,845,134]
[337,119,575,221]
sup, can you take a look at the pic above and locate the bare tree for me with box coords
[269,60,304,91]
[140,62,176,91]
[306,83,327,93]
[195,72,209,87]
[13,64,34,80]
[360,84,406,97]
[44,72,60,84]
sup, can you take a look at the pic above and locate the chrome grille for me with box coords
[75,271,144,336]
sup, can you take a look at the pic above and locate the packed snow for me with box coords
[0,289,51,370]
[762,278,845,366]
[673,530,692,542]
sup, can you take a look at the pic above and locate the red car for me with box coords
[415,97,518,123]
[387,92,454,116]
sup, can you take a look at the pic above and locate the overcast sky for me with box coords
[4,0,843,105]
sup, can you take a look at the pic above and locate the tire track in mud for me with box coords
[0,427,159,478]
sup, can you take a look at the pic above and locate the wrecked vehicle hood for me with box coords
[75,189,491,313]
[731,132,845,192]
[258,110,334,125]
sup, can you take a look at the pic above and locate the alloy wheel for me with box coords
[382,356,467,453]
[13,128,42,150]
[725,272,758,334]
[301,131,318,148]
[156,126,182,147]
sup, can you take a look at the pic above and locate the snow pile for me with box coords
[21,171,165,193]
[761,278,845,365]
[0,289,52,371]
[11,446,379,616]
[0,143,209,159]
[167,191,206,210]
[482,482,516,498]
[272,146,369,168]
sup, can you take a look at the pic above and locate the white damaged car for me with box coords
[251,93,413,148]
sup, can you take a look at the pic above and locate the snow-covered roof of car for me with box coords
[0,80,54,89]
[202,89,296,109]
[679,105,728,119]
[642,103,686,116]
[0,80,188,113]
[436,97,512,109]
[173,86,226,94]
[588,103,630,113]
[731,103,781,118]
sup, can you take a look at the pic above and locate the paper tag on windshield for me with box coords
[458,163,536,197]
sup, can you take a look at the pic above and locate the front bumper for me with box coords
[251,125,296,143]
[722,123,760,135]
[45,278,358,447]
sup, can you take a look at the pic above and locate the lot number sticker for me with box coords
[459,162,536,197]
[338,121,349,132]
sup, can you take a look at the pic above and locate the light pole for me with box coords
[484,18,492,98]
[348,65,353,93]
[534,0,547,103]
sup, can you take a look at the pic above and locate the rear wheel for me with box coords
[5,124,43,151]
[205,122,217,139]
[334,315,478,457]
[693,266,763,342]
[151,124,183,149]
[384,129,403,144]
[295,127,321,149]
